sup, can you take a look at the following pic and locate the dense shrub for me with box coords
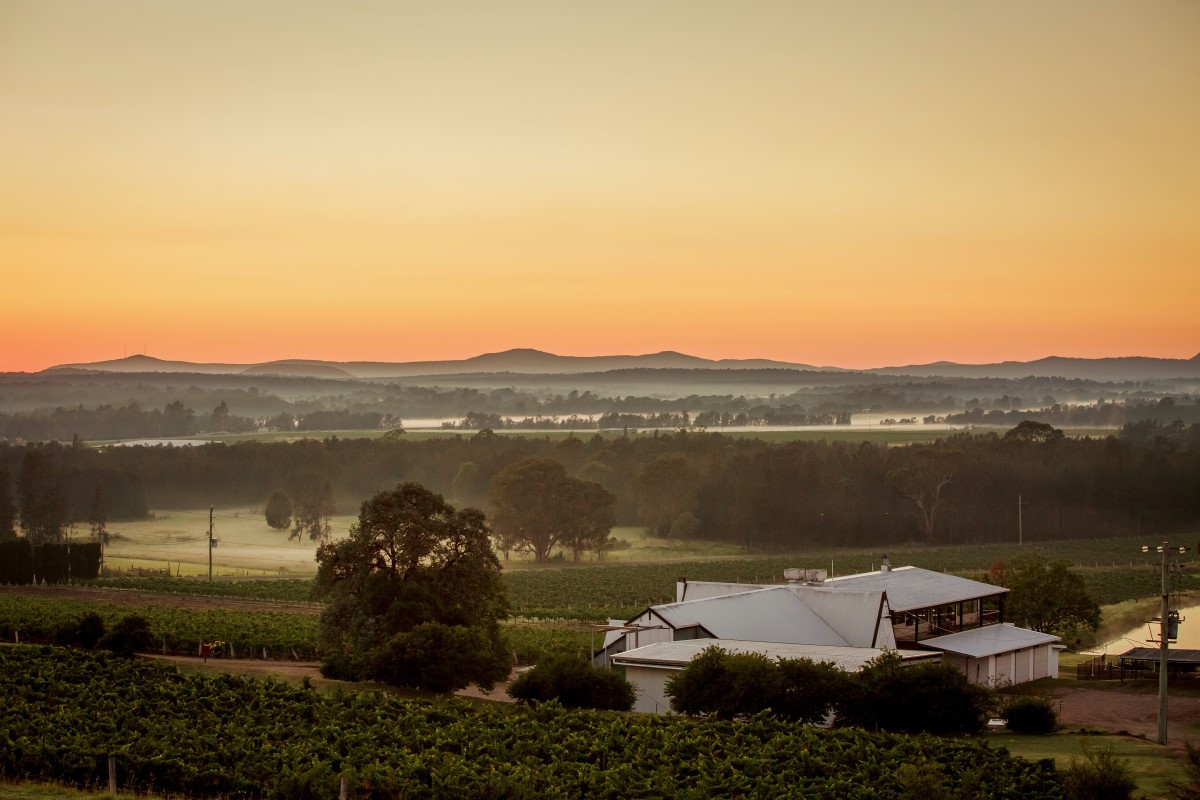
[836,653,990,735]
[1004,695,1058,735]
[100,614,155,656]
[53,612,106,649]
[1063,743,1137,800]
[508,655,636,711]
[665,646,851,724]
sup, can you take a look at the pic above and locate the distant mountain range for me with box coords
[42,349,1200,382]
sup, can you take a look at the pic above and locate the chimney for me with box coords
[881,554,891,572]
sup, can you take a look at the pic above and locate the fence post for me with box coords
[339,775,348,800]
[108,756,117,794]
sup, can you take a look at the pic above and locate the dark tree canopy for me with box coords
[835,653,990,735]
[1004,420,1065,444]
[508,655,636,711]
[18,449,67,545]
[290,473,332,543]
[489,457,616,562]
[0,465,16,540]
[998,552,1101,638]
[633,454,700,538]
[314,482,510,692]
[665,647,850,724]
[264,489,293,530]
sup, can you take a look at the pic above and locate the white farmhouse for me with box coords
[594,563,1059,714]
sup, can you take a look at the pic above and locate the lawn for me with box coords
[994,732,1189,799]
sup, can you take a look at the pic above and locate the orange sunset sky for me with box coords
[2,1,1197,373]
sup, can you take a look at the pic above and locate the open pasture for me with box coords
[99,508,360,577]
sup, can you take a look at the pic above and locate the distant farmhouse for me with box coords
[595,562,1060,714]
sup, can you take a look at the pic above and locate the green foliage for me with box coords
[508,655,636,710]
[633,454,699,538]
[836,652,991,735]
[1169,741,1200,800]
[264,489,293,530]
[503,622,592,664]
[1000,553,1102,637]
[665,646,854,725]
[53,612,106,650]
[1063,742,1137,800]
[99,614,155,656]
[314,482,510,691]
[1005,420,1065,443]
[490,457,616,562]
[1003,695,1059,735]
[372,621,511,692]
[0,646,1067,799]
[0,594,319,658]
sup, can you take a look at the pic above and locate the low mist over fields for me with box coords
[0,349,1198,443]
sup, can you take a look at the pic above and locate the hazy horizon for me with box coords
[13,344,1200,375]
[3,1,1197,373]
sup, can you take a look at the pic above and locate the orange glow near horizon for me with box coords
[2,1,1198,373]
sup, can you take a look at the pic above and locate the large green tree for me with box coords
[489,457,616,562]
[314,482,510,692]
[999,552,1101,638]
[264,489,293,531]
[289,473,332,544]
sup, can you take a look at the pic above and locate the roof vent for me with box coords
[784,568,826,585]
[881,554,891,572]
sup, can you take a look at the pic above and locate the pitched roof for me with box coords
[922,623,1059,658]
[649,588,850,646]
[823,566,1006,611]
[612,639,940,671]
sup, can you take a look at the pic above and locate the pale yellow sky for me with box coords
[1,1,1197,370]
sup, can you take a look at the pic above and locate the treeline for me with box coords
[941,396,1200,428]
[3,422,1199,549]
[0,403,403,442]
[444,407,853,431]
[0,445,147,545]
[0,541,101,584]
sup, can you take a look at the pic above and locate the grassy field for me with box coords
[87,505,1200,617]
[99,511,748,577]
[99,503,1200,580]
[994,732,1189,799]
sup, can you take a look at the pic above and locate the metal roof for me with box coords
[922,623,1059,658]
[823,566,1006,611]
[612,640,940,671]
[650,588,850,647]
[1118,648,1200,665]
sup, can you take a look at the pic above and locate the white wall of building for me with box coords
[624,665,677,714]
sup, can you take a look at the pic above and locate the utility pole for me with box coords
[208,505,214,583]
[1142,540,1187,745]
[1158,540,1169,745]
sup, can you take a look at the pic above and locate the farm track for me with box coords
[0,585,321,616]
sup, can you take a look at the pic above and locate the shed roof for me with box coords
[650,588,850,647]
[824,566,1006,611]
[1118,648,1200,665]
[612,640,940,671]
[922,623,1059,658]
